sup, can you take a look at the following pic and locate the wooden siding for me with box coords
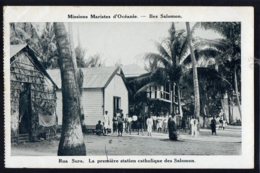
[81,88,103,126]
[55,71,128,128]
[56,88,103,126]
[104,73,128,127]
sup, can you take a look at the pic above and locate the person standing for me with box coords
[103,111,109,135]
[156,117,163,133]
[126,116,132,134]
[222,119,227,130]
[146,116,153,136]
[190,116,199,137]
[181,118,187,132]
[168,115,178,140]
[113,115,118,135]
[219,117,224,129]
[137,115,144,135]
[211,117,217,135]
[162,116,168,133]
[117,114,124,137]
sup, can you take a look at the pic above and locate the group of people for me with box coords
[145,115,178,140]
[95,110,112,136]
[95,110,228,140]
[112,109,125,136]
[95,109,126,136]
[210,116,227,135]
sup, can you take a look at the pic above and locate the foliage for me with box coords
[10,23,104,69]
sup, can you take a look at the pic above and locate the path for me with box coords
[11,125,241,156]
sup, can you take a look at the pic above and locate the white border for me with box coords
[4,6,254,168]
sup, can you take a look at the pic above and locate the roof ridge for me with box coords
[47,66,121,89]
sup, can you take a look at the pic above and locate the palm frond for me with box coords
[178,36,189,62]
[144,53,171,68]
[155,41,172,61]
[193,37,230,52]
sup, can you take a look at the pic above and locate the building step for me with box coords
[12,133,30,143]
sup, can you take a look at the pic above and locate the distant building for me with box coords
[123,64,174,115]
[48,67,129,128]
[10,44,57,143]
[122,64,148,79]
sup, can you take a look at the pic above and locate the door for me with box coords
[19,83,31,134]
[113,96,121,117]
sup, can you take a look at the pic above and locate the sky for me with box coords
[70,22,222,68]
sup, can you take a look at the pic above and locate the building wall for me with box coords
[104,74,128,129]
[81,88,104,126]
[11,50,56,141]
[55,73,128,128]
[56,88,104,126]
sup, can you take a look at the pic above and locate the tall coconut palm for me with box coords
[185,22,200,119]
[133,23,191,117]
[54,22,86,156]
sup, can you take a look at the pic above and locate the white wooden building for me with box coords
[47,67,128,127]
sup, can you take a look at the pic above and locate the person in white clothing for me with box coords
[103,111,109,135]
[190,116,199,137]
[146,116,153,136]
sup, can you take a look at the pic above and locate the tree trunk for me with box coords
[227,92,233,124]
[54,23,86,156]
[201,90,209,128]
[69,23,85,131]
[171,82,176,115]
[234,65,242,119]
[186,22,201,119]
[177,84,183,117]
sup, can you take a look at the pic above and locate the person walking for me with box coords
[146,116,153,136]
[211,117,217,135]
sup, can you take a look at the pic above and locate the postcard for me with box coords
[4,6,254,168]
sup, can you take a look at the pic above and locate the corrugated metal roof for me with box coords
[47,66,119,89]
[10,44,27,58]
[122,64,147,78]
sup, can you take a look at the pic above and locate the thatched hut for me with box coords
[10,44,58,143]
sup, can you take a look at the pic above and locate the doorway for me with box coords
[19,83,31,135]
[113,96,121,117]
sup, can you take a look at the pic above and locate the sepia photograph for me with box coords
[4,6,254,168]
[9,22,242,156]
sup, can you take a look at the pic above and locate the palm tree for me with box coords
[194,22,241,119]
[133,23,191,117]
[54,22,86,156]
[186,22,200,119]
